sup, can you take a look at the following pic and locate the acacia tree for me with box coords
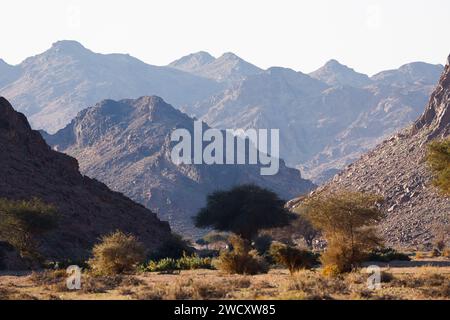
[194,184,294,242]
[302,191,384,273]
[0,198,58,263]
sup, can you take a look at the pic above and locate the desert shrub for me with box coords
[0,198,58,264]
[303,191,384,274]
[415,251,428,259]
[214,235,268,275]
[176,253,213,270]
[143,253,213,273]
[150,233,193,260]
[269,242,317,274]
[88,230,146,275]
[367,247,411,262]
[426,138,450,196]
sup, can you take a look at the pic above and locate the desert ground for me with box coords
[0,257,448,300]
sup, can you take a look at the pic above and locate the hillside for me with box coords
[289,55,450,247]
[0,97,173,263]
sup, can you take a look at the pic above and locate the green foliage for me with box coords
[194,184,294,241]
[143,253,213,273]
[88,230,146,275]
[214,235,268,275]
[0,197,58,263]
[269,242,318,274]
[427,138,450,196]
[302,191,384,274]
[367,247,411,262]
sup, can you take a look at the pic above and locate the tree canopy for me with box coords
[427,138,450,196]
[194,184,294,241]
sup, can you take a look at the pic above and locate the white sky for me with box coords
[1,0,449,75]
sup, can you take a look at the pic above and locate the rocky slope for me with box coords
[191,62,442,183]
[289,55,450,248]
[0,41,221,133]
[0,97,173,262]
[169,51,263,82]
[44,96,314,237]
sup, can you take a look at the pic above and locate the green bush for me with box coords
[214,235,268,275]
[366,248,411,262]
[143,253,213,273]
[88,231,146,275]
[269,242,318,274]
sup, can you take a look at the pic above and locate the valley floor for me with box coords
[0,258,449,300]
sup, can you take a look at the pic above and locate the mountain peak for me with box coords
[169,51,215,70]
[310,59,371,87]
[49,40,89,55]
[413,54,450,138]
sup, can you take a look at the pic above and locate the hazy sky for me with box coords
[1,0,449,75]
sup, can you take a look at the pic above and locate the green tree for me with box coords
[0,198,58,262]
[427,138,450,196]
[302,191,384,273]
[194,184,294,241]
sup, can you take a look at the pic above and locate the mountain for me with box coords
[372,62,444,86]
[0,41,221,133]
[0,59,20,88]
[169,52,263,82]
[309,59,372,88]
[290,55,450,247]
[0,41,443,183]
[44,96,315,237]
[0,97,173,263]
[190,63,443,183]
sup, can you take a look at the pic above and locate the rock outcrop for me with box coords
[0,97,173,262]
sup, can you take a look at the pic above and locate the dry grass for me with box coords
[0,261,449,300]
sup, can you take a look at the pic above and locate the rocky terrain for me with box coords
[0,97,173,265]
[192,61,443,183]
[0,41,221,133]
[0,41,444,183]
[168,51,263,83]
[44,96,314,237]
[288,55,450,248]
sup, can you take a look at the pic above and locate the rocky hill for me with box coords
[0,97,173,262]
[0,41,221,133]
[44,96,315,237]
[169,51,263,82]
[289,55,450,248]
[191,61,442,183]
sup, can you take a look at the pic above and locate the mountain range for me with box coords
[43,96,314,236]
[0,42,444,183]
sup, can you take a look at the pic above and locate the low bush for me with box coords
[366,247,411,262]
[214,235,268,275]
[149,233,193,260]
[269,242,318,274]
[143,253,213,273]
[88,230,146,275]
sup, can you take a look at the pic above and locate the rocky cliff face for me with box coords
[289,56,450,248]
[0,97,173,261]
[45,96,315,237]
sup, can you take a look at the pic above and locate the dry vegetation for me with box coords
[0,258,448,300]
